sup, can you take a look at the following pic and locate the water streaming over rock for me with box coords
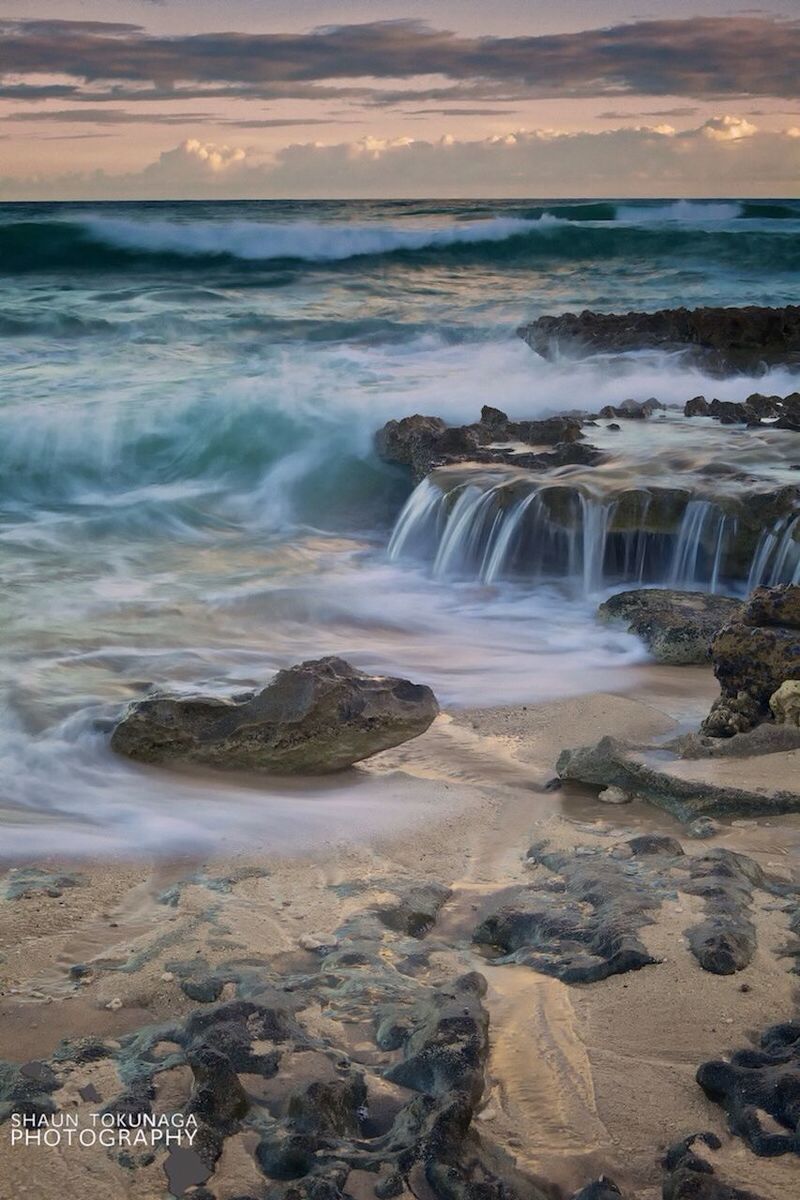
[388,476,800,595]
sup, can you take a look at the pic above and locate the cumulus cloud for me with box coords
[0,15,798,104]
[3,118,799,200]
[700,114,758,140]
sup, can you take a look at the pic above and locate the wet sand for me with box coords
[2,663,799,1199]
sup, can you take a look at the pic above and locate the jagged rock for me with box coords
[375,882,451,938]
[598,589,742,665]
[771,679,800,727]
[701,589,800,735]
[697,1020,800,1156]
[519,304,800,375]
[375,408,586,481]
[111,656,438,773]
[685,395,710,417]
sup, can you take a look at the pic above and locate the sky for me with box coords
[1,1,799,198]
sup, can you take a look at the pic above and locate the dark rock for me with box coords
[697,1020,800,1156]
[385,975,489,1102]
[684,850,763,975]
[187,1047,249,1131]
[598,589,742,665]
[685,396,710,417]
[662,1132,763,1200]
[709,399,756,425]
[474,845,661,983]
[111,656,439,773]
[570,1179,622,1200]
[374,414,447,481]
[375,409,586,481]
[375,883,452,938]
[519,304,800,375]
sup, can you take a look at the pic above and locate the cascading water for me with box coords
[388,475,800,595]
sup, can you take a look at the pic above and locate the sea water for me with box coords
[1,197,798,853]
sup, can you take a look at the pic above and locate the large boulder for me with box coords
[519,304,800,375]
[598,589,742,665]
[701,585,800,736]
[111,656,439,773]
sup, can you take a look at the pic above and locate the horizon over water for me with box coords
[1,195,799,856]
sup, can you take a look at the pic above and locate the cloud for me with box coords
[3,118,799,200]
[1,16,798,104]
[699,114,758,139]
[597,106,700,120]
[6,107,340,128]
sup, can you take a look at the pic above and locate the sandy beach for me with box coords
[3,662,799,1199]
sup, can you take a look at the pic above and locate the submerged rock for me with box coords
[111,656,438,773]
[519,304,800,375]
[598,589,742,665]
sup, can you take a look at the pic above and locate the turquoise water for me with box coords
[1,197,798,854]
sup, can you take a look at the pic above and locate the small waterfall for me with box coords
[388,475,799,595]
[747,514,800,588]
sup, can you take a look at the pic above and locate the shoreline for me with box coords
[3,662,799,1198]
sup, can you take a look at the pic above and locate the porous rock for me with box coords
[111,656,438,773]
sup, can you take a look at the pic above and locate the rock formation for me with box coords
[519,304,800,374]
[111,656,438,773]
[375,405,590,482]
[598,589,742,665]
[701,585,800,736]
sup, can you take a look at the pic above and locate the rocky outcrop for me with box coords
[683,392,800,427]
[519,304,800,375]
[375,406,589,482]
[598,589,742,665]
[701,586,800,736]
[111,656,438,773]
[0,904,560,1200]
[556,736,800,819]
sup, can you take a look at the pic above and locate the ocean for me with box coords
[1,197,799,855]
